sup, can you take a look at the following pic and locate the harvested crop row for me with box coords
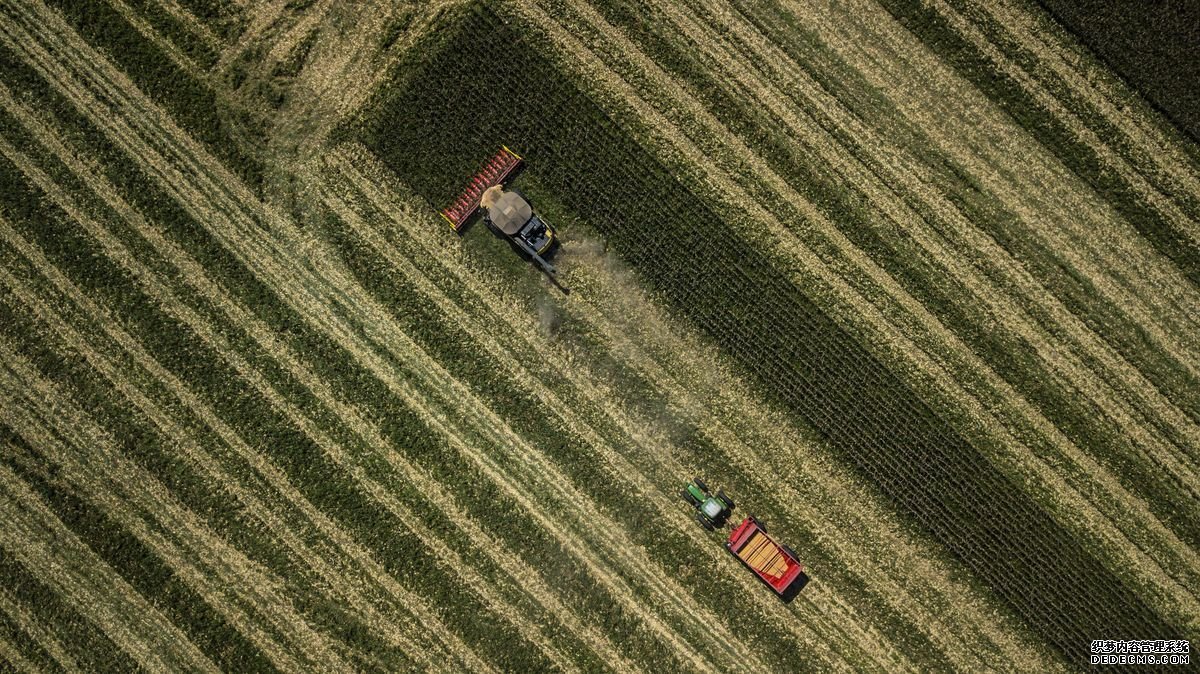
[369,5,1184,661]
[0,75,608,672]
[503,0,1200,627]
[0,152,457,669]
[0,337,348,672]
[0,586,80,672]
[954,0,1200,234]
[0,463,216,672]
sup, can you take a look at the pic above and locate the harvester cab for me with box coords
[438,146,560,278]
[681,478,734,530]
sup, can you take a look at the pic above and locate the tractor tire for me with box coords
[696,512,715,531]
[680,489,700,507]
[694,477,710,494]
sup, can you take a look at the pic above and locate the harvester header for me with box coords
[439,146,524,232]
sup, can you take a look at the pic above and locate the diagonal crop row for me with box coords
[361,5,1185,661]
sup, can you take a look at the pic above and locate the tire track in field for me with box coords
[0,99,574,674]
[664,0,1200,527]
[511,0,1200,627]
[0,37,650,673]
[321,148,918,672]
[0,320,352,672]
[0,156,447,667]
[771,0,1200,358]
[0,462,218,672]
[0,7,759,668]
[0,578,82,672]
[953,0,1200,239]
[331,145,1063,671]
[216,0,307,70]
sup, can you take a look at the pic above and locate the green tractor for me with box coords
[681,478,734,530]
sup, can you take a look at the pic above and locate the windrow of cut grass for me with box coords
[508,0,1200,633]
[360,4,1185,661]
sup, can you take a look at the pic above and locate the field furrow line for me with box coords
[323,148,909,672]
[0,23,638,666]
[263,0,332,69]
[0,587,80,673]
[103,0,208,82]
[0,329,344,672]
[512,0,1200,626]
[963,0,1200,225]
[774,0,1200,351]
[0,6,759,667]
[0,146,448,665]
[217,0,307,70]
[156,0,225,53]
[670,0,1200,508]
[0,462,218,673]
[0,633,36,674]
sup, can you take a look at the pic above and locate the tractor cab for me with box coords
[681,478,733,530]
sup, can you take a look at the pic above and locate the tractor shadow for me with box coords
[779,573,810,604]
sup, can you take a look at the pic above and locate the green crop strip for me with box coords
[591,0,1200,547]
[0,44,638,667]
[733,0,1200,428]
[121,0,220,69]
[360,4,1180,662]
[0,533,134,672]
[875,0,1200,288]
[41,0,264,192]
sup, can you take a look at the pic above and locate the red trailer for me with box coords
[725,516,804,596]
